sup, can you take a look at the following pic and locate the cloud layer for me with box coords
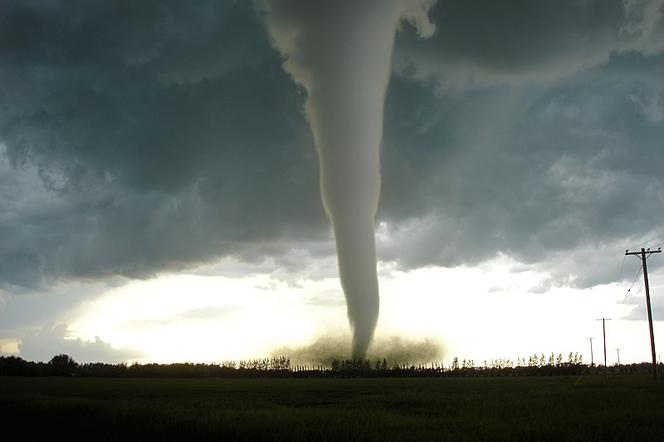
[0,1,324,290]
[1,0,663,293]
[19,324,142,363]
[395,0,664,91]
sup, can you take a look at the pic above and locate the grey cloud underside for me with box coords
[1,0,664,292]
[0,0,326,290]
[380,54,664,287]
[395,0,664,90]
[19,324,143,363]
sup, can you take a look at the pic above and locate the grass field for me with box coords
[1,375,663,441]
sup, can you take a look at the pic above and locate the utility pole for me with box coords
[596,318,611,374]
[588,337,595,366]
[625,247,661,383]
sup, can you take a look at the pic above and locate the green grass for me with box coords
[1,375,663,441]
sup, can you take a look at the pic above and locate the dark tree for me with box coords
[48,354,78,376]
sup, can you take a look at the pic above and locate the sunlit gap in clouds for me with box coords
[70,272,326,363]
[61,252,654,365]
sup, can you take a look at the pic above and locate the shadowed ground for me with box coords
[1,375,663,441]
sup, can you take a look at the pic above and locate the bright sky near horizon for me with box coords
[1,0,664,366]
[2,252,662,366]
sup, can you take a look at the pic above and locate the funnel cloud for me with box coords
[262,0,435,358]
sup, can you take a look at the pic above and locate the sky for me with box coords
[1,0,664,365]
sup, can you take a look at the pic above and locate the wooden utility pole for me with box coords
[588,337,595,366]
[596,318,611,374]
[625,247,661,383]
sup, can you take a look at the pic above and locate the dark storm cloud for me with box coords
[0,0,325,290]
[1,0,663,292]
[395,0,664,90]
[379,50,664,287]
[378,0,664,286]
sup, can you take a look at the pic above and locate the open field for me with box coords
[1,375,663,441]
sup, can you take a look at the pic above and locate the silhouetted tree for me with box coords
[48,354,77,376]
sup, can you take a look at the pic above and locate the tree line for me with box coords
[0,353,660,378]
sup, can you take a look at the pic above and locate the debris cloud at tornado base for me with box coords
[273,334,445,367]
[262,0,436,358]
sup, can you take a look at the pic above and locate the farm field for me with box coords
[1,375,663,441]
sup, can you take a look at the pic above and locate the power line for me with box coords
[627,264,643,291]
[624,264,643,302]
[625,247,661,383]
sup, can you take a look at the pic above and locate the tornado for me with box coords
[262,0,435,358]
